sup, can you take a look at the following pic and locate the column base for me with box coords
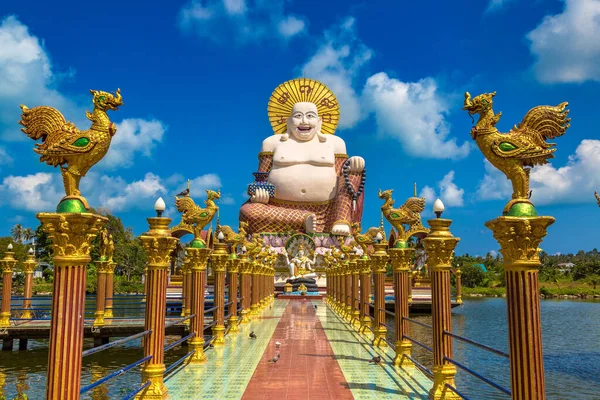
[351,310,361,328]
[93,311,105,327]
[20,310,32,320]
[188,338,208,364]
[249,305,258,317]
[227,316,239,333]
[104,308,113,319]
[359,317,372,335]
[456,296,463,305]
[0,312,10,328]
[344,306,352,321]
[429,365,460,400]
[184,310,191,324]
[372,327,388,347]
[213,325,226,346]
[393,340,412,367]
[137,364,168,400]
[240,310,251,324]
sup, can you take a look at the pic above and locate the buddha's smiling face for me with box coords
[287,102,321,141]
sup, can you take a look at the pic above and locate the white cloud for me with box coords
[178,0,307,43]
[363,73,470,159]
[0,16,82,140]
[0,172,63,211]
[476,139,600,205]
[300,17,371,130]
[419,171,465,208]
[485,0,516,14]
[489,250,498,257]
[527,0,600,83]
[100,119,166,169]
[97,173,167,212]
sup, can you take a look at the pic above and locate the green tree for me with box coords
[11,224,23,244]
[459,264,487,288]
[585,274,600,289]
[22,227,34,243]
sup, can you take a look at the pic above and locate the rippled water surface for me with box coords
[1,297,599,399]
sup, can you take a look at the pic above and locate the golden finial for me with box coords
[414,182,417,197]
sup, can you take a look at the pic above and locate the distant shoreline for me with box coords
[463,287,600,299]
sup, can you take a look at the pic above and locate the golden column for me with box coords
[37,212,106,400]
[333,264,340,312]
[350,254,361,327]
[344,259,353,321]
[104,261,116,319]
[389,244,414,367]
[186,241,211,364]
[185,259,193,319]
[358,257,372,334]
[93,260,109,327]
[422,201,460,400]
[338,262,346,316]
[21,248,36,320]
[250,260,259,317]
[454,269,463,305]
[227,254,240,333]
[371,242,388,347]
[0,244,17,328]
[180,257,189,318]
[138,200,179,400]
[239,253,252,323]
[486,216,554,400]
[211,241,228,345]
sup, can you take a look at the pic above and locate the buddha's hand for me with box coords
[251,188,270,204]
[331,223,351,236]
[348,156,365,173]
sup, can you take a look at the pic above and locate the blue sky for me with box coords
[0,0,599,256]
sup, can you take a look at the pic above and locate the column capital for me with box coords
[139,217,179,269]
[187,247,211,271]
[23,254,37,274]
[227,256,240,273]
[1,251,17,273]
[96,260,111,273]
[423,218,460,270]
[389,247,415,272]
[485,216,554,270]
[37,212,107,263]
[358,258,371,275]
[370,243,388,274]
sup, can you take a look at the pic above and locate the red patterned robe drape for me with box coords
[239,152,364,234]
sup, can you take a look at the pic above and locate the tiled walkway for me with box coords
[166,299,432,399]
[242,300,353,399]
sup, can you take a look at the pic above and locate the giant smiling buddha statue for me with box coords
[239,78,366,236]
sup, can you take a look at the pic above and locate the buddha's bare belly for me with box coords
[269,164,337,202]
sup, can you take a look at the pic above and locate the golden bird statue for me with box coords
[351,222,384,256]
[19,89,123,210]
[174,189,221,240]
[463,91,570,214]
[378,188,428,241]
[219,222,248,250]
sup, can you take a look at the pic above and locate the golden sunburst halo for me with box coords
[267,78,340,135]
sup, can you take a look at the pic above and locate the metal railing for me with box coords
[80,355,152,394]
[82,329,152,357]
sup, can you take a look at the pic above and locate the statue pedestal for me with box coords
[286,277,319,292]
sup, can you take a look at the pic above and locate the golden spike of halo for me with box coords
[267,78,340,135]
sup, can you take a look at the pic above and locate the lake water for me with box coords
[1,297,599,399]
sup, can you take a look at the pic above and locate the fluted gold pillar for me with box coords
[104,262,116,319]
[211,242,228,345]
[138,216,179,400]
[93,260,109,327]
[239,254,251,323]
[22,251,36,320]
[423,218,460,400]
[344,261,352,321]
[250,261,259,317]
[227,255,240,333]
[351,257,360,327]
[186,243,210,364]
[0,248,17,328]
[486,216,554,400]
[37,212,106,400]
[358,257,371,334]
[371,243,388,347]
[389,244,414,367]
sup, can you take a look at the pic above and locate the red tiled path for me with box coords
[242,300,354,400]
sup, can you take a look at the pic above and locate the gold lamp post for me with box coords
[211,230,228,346]
[454,268,463,305]
[227,253,240,333]
[93,260,109,327]
[239,249,252,323]
[0,244,17,328]
[137,197,179,400]
[186,240,211,363]
[21,248,36,320]
[389,243,414,367]
[422,199,460,400]
[370,236,388,347]
[104,260,116,319]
